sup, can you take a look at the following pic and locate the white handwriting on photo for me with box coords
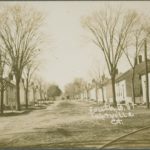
[89,105,134,125]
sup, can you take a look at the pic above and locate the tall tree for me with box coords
[73,78,85,99]
[82,8,138,106]
[64,83,76,99]
[37,78,44,100]
[141,19,150,108]
[64,78,86,99]
[83,82,91,100]
[89,63,106,103]
[123,25,145,104]
[144,39,149,109]
[31,81,38,104]
[22,63,38,109]
[0,5,44,110]
[0,51,9,114]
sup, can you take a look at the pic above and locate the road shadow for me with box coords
[0,105,47,117]
[0,109,32,117]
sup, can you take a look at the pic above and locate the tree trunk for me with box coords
[131,68,136,104]
[95,86,98,102]
[144,39,149,109]
[25,79,29,109]
[16,80,21,111]
[111,75,117,107]
[33,88,36,104]
[86,89,89,100]
[40,87,42,100]
[101,87,105,104]
[0,86,4,114]
[25,88,28,109]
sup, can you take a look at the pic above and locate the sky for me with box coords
[1,1,150,91]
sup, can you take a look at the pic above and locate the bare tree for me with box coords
[144,39,149,109]
[0,5,44,110]
[142,20,150,109]
[36,77,45,100]
[123,24,145,104]
[89,63,106,103]
[73,78,85,99]
[81,81,90,100]
[0,51,9,114]
[64,83,76,99]
[64,78,86,100]
[82,8,138,107]
[127,17,150,108]
[31,81,38,104]
[22,63,39,109]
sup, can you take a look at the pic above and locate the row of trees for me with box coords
[65,7,150,108]
[64,75,107,102]
[0,5,45,113]
[64,78,86,99]
[81,7,150,108]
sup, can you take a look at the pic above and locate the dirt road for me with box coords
[0,100,150,148]
[0,100,96,147]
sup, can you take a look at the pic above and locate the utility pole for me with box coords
[144,39,149,109]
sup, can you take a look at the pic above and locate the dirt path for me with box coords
[0,100,96,147]
[0,100,89,134]
[0,100,150,148]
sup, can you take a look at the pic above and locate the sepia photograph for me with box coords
[0,1,150,149]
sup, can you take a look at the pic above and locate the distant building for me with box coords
[78,56,150,105]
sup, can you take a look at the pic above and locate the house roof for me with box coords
[116,60,150,82]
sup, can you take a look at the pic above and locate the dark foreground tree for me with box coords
[82,8,138,107]
[0,50,9,114]
[22,63,38,109]
[123,25,145,104]
[0,5,44,110]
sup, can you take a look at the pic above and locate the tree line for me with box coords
[0,5,46,114]
[65,7,150,108]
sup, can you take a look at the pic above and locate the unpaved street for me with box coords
[0,100,97,147]
[0,100,150,148]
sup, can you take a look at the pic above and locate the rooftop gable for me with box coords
[116,60,150,82]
